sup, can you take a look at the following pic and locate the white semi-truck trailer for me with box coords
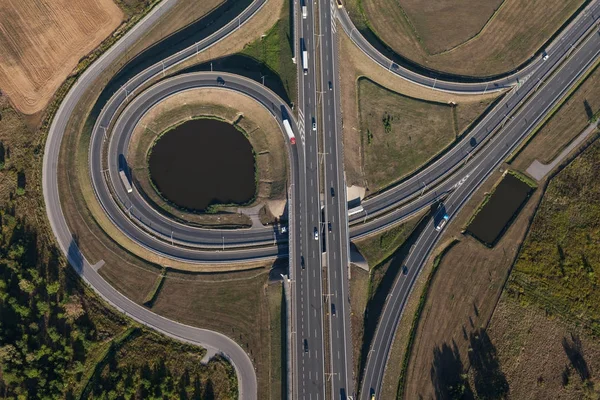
[283,119,296,145]
[119,169,133,193]
[302,50,308,75]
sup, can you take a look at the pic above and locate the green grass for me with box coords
[357,78,488,193]
[508,139,600,336]
[240,0,297,104]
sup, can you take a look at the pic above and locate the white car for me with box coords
[314,227,319,240]
[542,51,549,61]
[312,121,317,131]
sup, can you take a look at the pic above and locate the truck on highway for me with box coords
[302,49,309,75]
[119,169,133,194]
[302,4,307,19]
[283,118,296,144]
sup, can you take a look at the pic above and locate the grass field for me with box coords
[357,78,493,193]
[461,140,600,399]
[0,0,123,114]
[509,139,600,335]
[337,29,500,188]
[512,62,600,172]
[478,293,600,399]
[150,266,278,400]
[346,0,583,77]
[127,88,288,227]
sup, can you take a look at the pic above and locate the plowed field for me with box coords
[0,0,123,114]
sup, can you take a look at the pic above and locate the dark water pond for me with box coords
[466,173,534,246]
[149,119,255,211]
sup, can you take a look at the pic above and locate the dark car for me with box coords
[300,255,305,269]
[328,222,332,232]
[331,303,336,316]
[330,187,335,197]
[216,77,225,86]
[402,265,408,275]
[303,339,309,353]
[328,81,333,90]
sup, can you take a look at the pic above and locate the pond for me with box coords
[466,172,534,246]
[148,118,255,211]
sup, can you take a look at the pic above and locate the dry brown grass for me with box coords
[356,0,583,77]
[481,294,600,399]
[127,88,288,227]
[337,28,500,187]
[512,63,600,172]
[0,0,123,114]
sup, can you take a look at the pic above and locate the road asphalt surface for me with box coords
[40,0,600,397]
[359,19,600,400]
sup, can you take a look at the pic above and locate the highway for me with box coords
[318,0,354,399]
[39,0,600,397]
[293,0,326,398]
[359,19,600,400]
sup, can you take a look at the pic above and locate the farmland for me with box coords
[0,0,123,114]
[346,0,584,77]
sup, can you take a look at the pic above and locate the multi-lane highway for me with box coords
[40,0,600,398]
[359,17,600,400]
[293,0,326,398]
[318,1,354,399]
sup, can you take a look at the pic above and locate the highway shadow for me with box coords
[87,0,253,124]
[179,54,293,106]
[430,340,474,400]
[357,212,432,386]
[67,234,84,275]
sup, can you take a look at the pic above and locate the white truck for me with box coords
[119,169,133,194]
[283,118,296,145]
[302,50,309,75]
[302,5,307,19]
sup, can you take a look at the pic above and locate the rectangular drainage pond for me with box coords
[466,172,536,246]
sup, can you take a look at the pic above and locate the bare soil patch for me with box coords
[349,0,583,77]
[127,88,288,227]
[512,63,600,172]
[0,0,123,114]
[337,28,499,187]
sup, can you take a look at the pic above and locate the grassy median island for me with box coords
[128,88,289,227]
[357,78,493,194]
[345,0,584,77]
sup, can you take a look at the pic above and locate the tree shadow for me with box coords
[584,99,593,120]
[468,328,509,399]
[430,340,473,400]
[562,333,590,382]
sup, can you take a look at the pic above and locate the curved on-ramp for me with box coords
[42,0,277,397]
